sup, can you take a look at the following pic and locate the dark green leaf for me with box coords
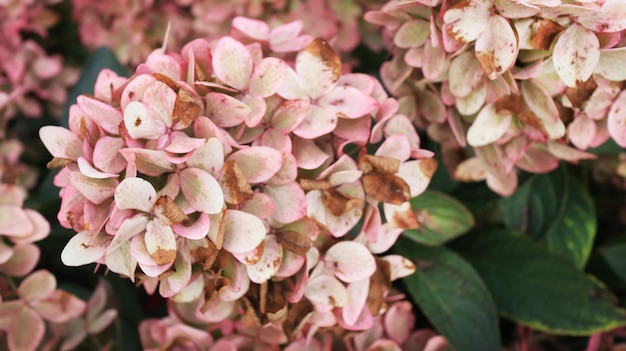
[599,242,626,283]
[452,228,626,334]
[403,190,474,246]
[63,46,127,128]
[395,239,500,351]
[499,173,558,239]
[545,171,596,269]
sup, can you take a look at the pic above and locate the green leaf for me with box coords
[403,190,474,246]
[63,46,127,128]
[599,242,626,283]
[499,173,558,239]
[499,168,596,268]
[395,239,500,351]
[452,228,626,334]
[544,171,596,269]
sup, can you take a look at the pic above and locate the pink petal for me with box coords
[423,39,446,79]
[89,309,118,334]
[275,250,306,278]
[277,66,309,100]
[394,19,430,49]
[292,104,338,139]
[164,131,206,154]
[69,171,118,205]
[77,95,123,135]
[107,214,150,254]
[114,177,157,212]
[213,36,252,91]
[227,146,283,184]
[265,182,307,224]
[467,103,512,147]
[494,0,539,18]
[145,220,177,266]
[448,51,484,98]
[33,290,86,323]
[553,23,600,87]
[521,80,559,123]
[170,274,204,303]
[242,94,266,127]
[222,209,266,254]
[568,115,596,150]
[384,301,416,344]
[105,241,137,281]
[271,99,310,132]
[325,241,376,283]
[319,86,378,119]
[119,148,174,177]
[179,167,224,214]
[232,16,270,41]
[77,157,118,178]
[399,159,437,197]
[249,57,286,97]
[546,142,596,162]
[0,205,33,237]
[246,235,283,284]
[443,0,490,43]
[295,38,341,99]
[39,126,83,160]
[578,0,626,33]
[292,136,331,170]
[608,90,626,147]
[159,250,191,297]
[240,192,275,220]
[376,134,411,162]
[61,230,111,266]
[595,48,626,81]
[475,15,518,79]
[342,278,370,326]
[8,307,45,351]
[204,92,251,127]
[0,240,11,264]
[367,224,404,254]
[304,274,349,307]
[455,80,487,116]
[123,101,167,140]
[0,244,40,277]
[19,269,56,301]
[382,255,416,281]
[93,136,126,174]
[173,212,210,240]
[186,138,225,175]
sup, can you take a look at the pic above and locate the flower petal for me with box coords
[39,126,83,161]
[342,278,370,326]
[115,177,157,212]
[467,103,512,147]
[61,230,112,266]
[179,167,224,214]
[107,214,150,254]
[294,38,342,99]
[33,290,86,323]
[249,57,286,97]
[264,182,307,224]
[8,306,45,351]
[475,15,518,80]
[553,23,600,88]
[145,220,177,266]
[204,92,251,128]
[77,95,123,135]
[213,36,253,91]
[325,241,376,283]
[69,171,118,205]
[227,146,283,184]
[19,269,56,302]
[608,90,626,147]
[304,274,349,307]
[123,101,167,140]
[222,209,266,254]
[382,254,416,281]
[318,85,378,119]
[246,235,283,283]
[521,79,559,123]
[173,213,210,240]
[443,0,490,43]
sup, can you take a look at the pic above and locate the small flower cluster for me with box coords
[71,0,387,67]
[367,0,626,195]
[0,0,78,121]
[139,295,451,350]
[40,17,438,346]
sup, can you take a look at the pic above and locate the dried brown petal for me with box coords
[47,157,74,169]
[152,248,176,266]
[390,202,420,229]
[284,298,314,340]
[220,160,254,205]
[153,73,179,92]
[322,187,363,216]
[532,19,565,51]
[518,109,548,136]
[304,38,342,83]
[367,258,392,317]
[172,89,201,128]
[419,157,438,180]
[79,117,90,141]
[362,173,410,205]
[565,77,597,108]
[191,240,219,271]
[494,94,524,115]
[155,195,189,225]
[276,231,313,256]
[299,178,332,191]
[359,154,401,174]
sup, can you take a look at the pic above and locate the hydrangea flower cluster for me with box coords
[40,17,439,346]
[139,296,450,350]
[0,0,78,121]
[366,0,626,195]
[71,0,387,67]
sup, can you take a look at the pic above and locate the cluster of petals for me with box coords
[366,0,626,195]
[0,0,78,121]
[40,17,437,341]
[139,295,450,350]
[71,0,387,67]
